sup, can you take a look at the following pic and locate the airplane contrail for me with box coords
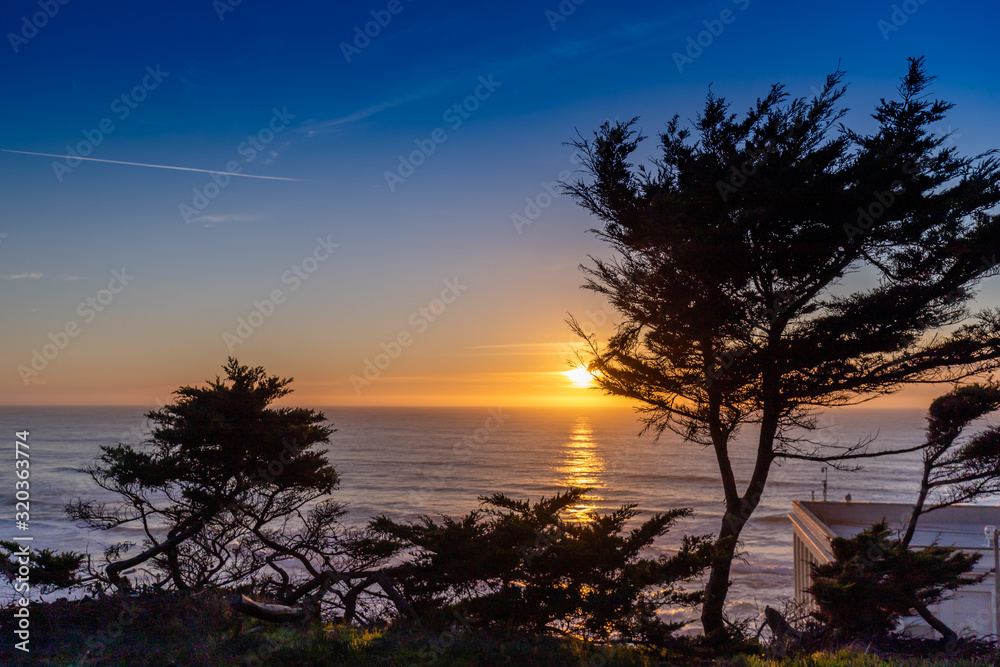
[1,149,303,181]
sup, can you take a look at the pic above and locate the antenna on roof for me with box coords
[821,467,828,502]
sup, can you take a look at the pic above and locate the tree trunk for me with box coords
[105,515,205,586]
[376,572,418,621]
[702,397,777,639]
[166,546,188,590]
[701,507,747,638]
[902,454,933,548]
[105,490,242,586]
[914,601,958,642]
[698,337,781,639]
[342,576,377,624]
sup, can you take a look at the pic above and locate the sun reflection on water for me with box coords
[555,417,606,523]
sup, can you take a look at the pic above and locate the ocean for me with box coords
[0,404,971,624]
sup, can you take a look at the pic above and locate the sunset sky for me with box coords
[1,0,998,407]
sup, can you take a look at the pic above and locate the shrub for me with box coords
[367,487,713,647]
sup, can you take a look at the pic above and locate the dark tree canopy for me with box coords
[366,488,713,647]
[138,359,337,496]
[67,358,352,596]
[0,541,84,596]
[808,520,982,641]
[902,382,1000,547]
[564,57,1000,637]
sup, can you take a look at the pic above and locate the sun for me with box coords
[563,365,598,388]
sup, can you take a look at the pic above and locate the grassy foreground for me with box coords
[1,591,995,666]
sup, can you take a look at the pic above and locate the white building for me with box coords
[790,500,1000,638]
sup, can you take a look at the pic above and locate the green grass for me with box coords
[2,592,995,666]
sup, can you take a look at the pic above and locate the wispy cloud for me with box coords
[301,16,680,139]
[2,272,44,280]
[260,141,290,165]
[1,149,303,181]
[299,81,455,137]
[458,342,586,356]
[0,272,86,280]
[301,99,404,136]
[190,213,256,224]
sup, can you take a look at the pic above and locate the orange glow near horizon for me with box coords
[1,336,983,411]
[0,369,969,410]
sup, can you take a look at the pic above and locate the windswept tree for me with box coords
[67,359,385,616]
[902,382,1000,547]
[808,520,982,641]
[563,57,1000,637]
[808,382,1000,642]
[366,488,714,647]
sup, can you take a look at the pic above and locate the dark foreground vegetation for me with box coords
[2,589,997,666]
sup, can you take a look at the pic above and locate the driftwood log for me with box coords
[230,594,310,623]
[230,570,418,624]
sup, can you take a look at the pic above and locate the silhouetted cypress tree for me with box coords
[902,382,1000,547]
[808,521,982,641]
[563,57,1000,637]
[368,488,713,647]
[68,358,349,595]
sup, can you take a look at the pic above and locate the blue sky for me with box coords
[1,0,998,405]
